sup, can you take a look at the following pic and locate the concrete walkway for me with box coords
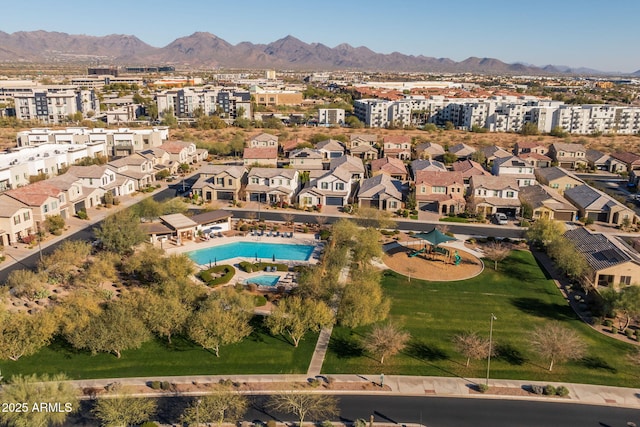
[69,373,640,409]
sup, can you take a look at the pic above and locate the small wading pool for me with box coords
[186,241,315,264]
[245,275,280,287]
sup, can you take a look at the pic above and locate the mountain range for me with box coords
[0,30,635,76]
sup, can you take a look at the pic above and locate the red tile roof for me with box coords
[5,181,62,207]
[158,140,192,154]
[371,157,408,175]
[383,135,411,144]
[415,170,465,187]
[243,147,278,159]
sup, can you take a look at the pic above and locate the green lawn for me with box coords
[3,318,317,380]
[322,250,640,387]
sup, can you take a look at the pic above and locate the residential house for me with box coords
[415,170,466,215]
[0,194,34,246]
[564,184,636,226]
[414,142,445,160]
[549,143,588,170]
[280,137,306,157]
[357,174,405,211]
[586,149,613,172]
[108,154,155,189]
[159,213,198,243]
[288,148,324,171]
[315,139,345,160]
[249,133,278,148]
[370,157,409,181]
[519,152,553,168]
[518,184,577,221]
[349,133,377,149]
[449,143,476,160]
[451,159,490,189]
[534,166,584,195]
[192,165,247,202]
[46,173,86,217]
[329,156,365,181]
[245,168,299,205]
[610,151,640,174]
[411,159,447,180]
[4,181,64,224]
[66,165,136,199]
[491,156,537,187]
[157,140,202,165]
[349,143,379,160]
[243,146,278,167]
[468,175,521,216]
[191,210,233,234]
[480,145,512,166]
[297,166,352,207]
[382,135,411,160]
[513,141,549,156]
[139,147,175,175]
[565,227,640,290]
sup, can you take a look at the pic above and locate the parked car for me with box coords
[493,213,508,225]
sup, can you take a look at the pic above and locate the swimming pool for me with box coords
[245,275,280,287]
[186,241,315,264]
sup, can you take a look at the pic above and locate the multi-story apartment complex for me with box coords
[156,87,251,119]
[318,108,345,125]
[14,87,100,124]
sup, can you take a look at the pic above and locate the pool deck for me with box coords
[164,233,323,290]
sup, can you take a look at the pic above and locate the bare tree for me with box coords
[315,215,328,228]
[406,265,417,283]
[282,213,296,225]
[267,391,338,426]
[452,331,491,367]
[246,211,257,222]
[362,323,411,364]
[531,322,586,371]
[483,242,511,271]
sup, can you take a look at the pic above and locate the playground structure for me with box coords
[408,244,460,265]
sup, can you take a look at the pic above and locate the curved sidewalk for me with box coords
[70,374,640,409]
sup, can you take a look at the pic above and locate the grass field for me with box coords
[2,318,318,380]
[322,250,640,388]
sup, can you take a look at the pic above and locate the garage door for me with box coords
[419,201,438,212]
[554,211,574,221]
[217,191,234,201]
[497,208,517,216]
[326,196,343,206]
[587,211,608,222]
[249,193,267,202]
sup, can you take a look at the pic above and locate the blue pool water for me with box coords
[245,275,280,287]
[186,241,315,264]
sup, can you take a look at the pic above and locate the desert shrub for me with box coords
[556,386,570,397]
[149,381,161,390]
[322,421,335,427]
[239,261,255,272]
[308,378,321,388]
[476,383,489,393]
[531,384,544,395]
[160,381,171,390]
[267,420,277,427]
[544,385,556,395]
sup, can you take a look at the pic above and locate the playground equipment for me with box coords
[408,247,427,257]
[453,250,461,266]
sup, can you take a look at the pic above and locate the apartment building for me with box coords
[156,87,251,119]
[318,108,345,125]
[14,87,100,124]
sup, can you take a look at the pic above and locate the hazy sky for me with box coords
[3,0,639,72]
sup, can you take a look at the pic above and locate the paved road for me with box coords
[150,395,639,427]
[222,208,527,239]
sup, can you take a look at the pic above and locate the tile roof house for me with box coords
[297,166,353,208]
[349,133,377,149]
[491,156,537,187]
[66,165,136,197]
[329,156,365,181]
[451,159,490,188]
[513,141,549,156]
[46,173,86,217]
[315,139,345,160]
[288,148,324,171]
[157,140,202,164]
[382,135,411,160]
[519,151,553,168]
[479,145,512,166]
[191,165,247,202]
[249,132,278,148]
[370,157,409,181]
[469,175,521,216]
[518,184,577,222]
[245,167,299,205]
[534,166,584,195]
[0,194,34,246]
[107,154,155,189]
[411,159,447,180]
[415,142,445,160]
[243,146,278,167]
[357,174,406,212]
[448,143,476,160]
[610,151,640,173]
[549,143,588,170]
[4,181,65,223]
[564,227,640,290]
[349,143,379,160]
[564,184,636,226]
[415,170,466,215]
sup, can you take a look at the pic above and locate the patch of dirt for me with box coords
[383,245,483,281]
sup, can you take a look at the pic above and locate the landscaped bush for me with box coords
[625,328,635,339]
[239,261,255,272]
[266,420,277,427]
[543,385,556,395]
[239,224,249,232]
[140,422,160,427]
[149,381,161,390]
[611,326,619,334]
[254,295,267,307]
[254,262,288,272]
[200,265,236,286]
[556,386,570,397]
[76,210,89,220]
[603,319,613,327]
[319,229,331,240]
[160,381,171,390]
[531,384,544,395]
[476,383,489,393]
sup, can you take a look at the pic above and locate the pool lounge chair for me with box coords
[217,232,223,238]
[275,231,280,237]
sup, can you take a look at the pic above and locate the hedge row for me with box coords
[200,265,236,286]
[238,262,288,273]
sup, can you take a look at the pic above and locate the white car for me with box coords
[493,213,508,225]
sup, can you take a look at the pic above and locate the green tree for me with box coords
[267,391,339,426]
[530,322,586,371]
[444,121,455,130]
[549,126,568,138]
[0,373,78,427]
[362,322,411,364]
[520,122,539,135]
[44,214,65,234]
[471,150,486,165]
[160,107,177,127]
[229,133,245,157]
[187,289,254,357]
[345,115,364,128]
[525,218,565,248]
[442,152,458,164]
[338,273,390,328]
[266,296,334,347]
[615,286,640,331]
[181,389,248,426]
[179,163,191,174]
[138,291,191,344]
[94,211,146,255]
[93,386,157,427]
[74,301,150,358]
[355,207,396,230]
[0,310,57,361]
[351,228,383,267]
[546,237,588,281]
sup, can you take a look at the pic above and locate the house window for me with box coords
[217,178,224,185]
[51,201,57,210]
[303,197,313,205]
[251,178,259,184]
[390,201,397,209]
[321,182,329,190]
[336,183,345,191]
[23,211,30,221]
[565,183,572,189]
[421,186,426,193]
[228,179,233,185]
[433,186,446,193]
[506,191,514,198]
[43,204,49,213]
[13,215,20,225]
[552,183,559,189]
[620,276,632,286]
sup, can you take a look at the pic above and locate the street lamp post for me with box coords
[486,313,497,386]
